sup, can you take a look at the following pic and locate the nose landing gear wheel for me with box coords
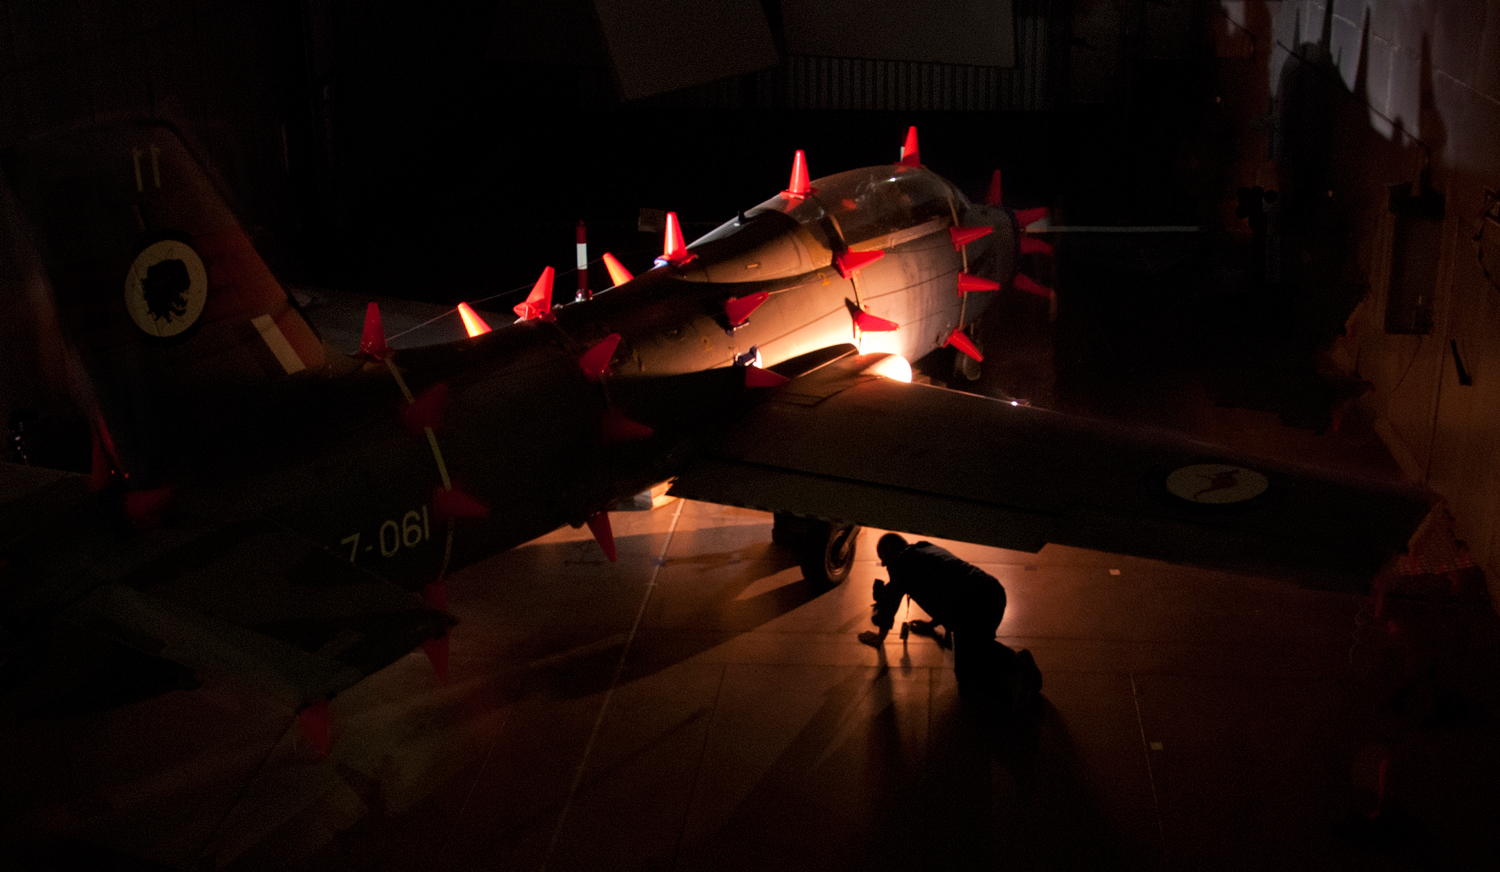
[772,513,860,586]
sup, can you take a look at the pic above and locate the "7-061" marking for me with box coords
[341,505,431,562]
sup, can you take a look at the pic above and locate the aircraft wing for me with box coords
[1,461,453,716]
[669,355,1432,587]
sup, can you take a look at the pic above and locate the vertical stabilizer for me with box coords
[2,121,329,485]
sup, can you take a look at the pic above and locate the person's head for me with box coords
[876,533,908,566]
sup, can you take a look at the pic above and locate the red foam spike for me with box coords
[90,431,111,492]
[1013,273,1053,298]
[855,310,900,333]
[661,212,695,265]
[602,252,633,287]
[513,267,555,321]
[422,635,450,684]
[835,249,885,279]
[360,302,389,359]
[580,333,622,381]
[782,149,816,199]
[400,382,449,435]
[601,409,654,442]
[957,272,1001,296]
[1015,206,1049,228]
[1020,236,1055,256]
[725,291,770,327]
[899,126,920,167]
[457,302,492,337]
[298,700,330,756]
[586,511,617,562]
[124,486,172,530]
[950,225,993,249]
[745,366,791,388]
[433,486,490,521]
[986,169,1003,206]
[945,329,983,362]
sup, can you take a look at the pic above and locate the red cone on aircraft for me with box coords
[744,365,790,388]
[782,149,816,199]
[956,273,1001,296]
[512,267,555,322]
[661,212,695,265]
[1015,206,1048,228]
[298,700,330,756]
[1013,274,1053,298]
[986,169,1003,206]
[835,249,884,278]
[855,310,900,333]
[433,486,490,521]
[1020,236,1055,256]
[90,432,111,492]
[950,226,993,250]
[457,302,492,337]
[586,510,617,562]
[725,291,770,327]
[360,302,389,359]
[580,333,622,381]
[945,329,983,362]
[898,126,920,167]
[422,580,447,612]
[602,252,633,287]
[601,410,654,442]
[401,382,449,435]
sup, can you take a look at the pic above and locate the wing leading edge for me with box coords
[670,355,1433,588]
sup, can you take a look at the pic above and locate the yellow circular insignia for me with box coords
[124,239,208,338]
[1166,463,1269,504]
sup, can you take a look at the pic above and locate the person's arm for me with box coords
[859,577,903,646]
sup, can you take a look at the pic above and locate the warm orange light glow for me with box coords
[457,302,492,337]
[866,354,913,382]
[602,252,633,287]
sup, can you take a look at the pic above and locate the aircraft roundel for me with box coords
[1165,463,1269,505]
[124,238,208,338]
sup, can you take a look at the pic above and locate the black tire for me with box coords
[798,520,860,586]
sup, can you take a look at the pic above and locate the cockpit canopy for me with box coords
[685,165,966,282]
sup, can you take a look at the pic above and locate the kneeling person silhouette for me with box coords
[859,534,1041,710]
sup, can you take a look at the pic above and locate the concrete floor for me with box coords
[5,467,1498,871]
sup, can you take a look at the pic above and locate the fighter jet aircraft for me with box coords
[0,121,1429,728]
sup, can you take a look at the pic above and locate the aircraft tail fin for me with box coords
[2,121,329,485]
